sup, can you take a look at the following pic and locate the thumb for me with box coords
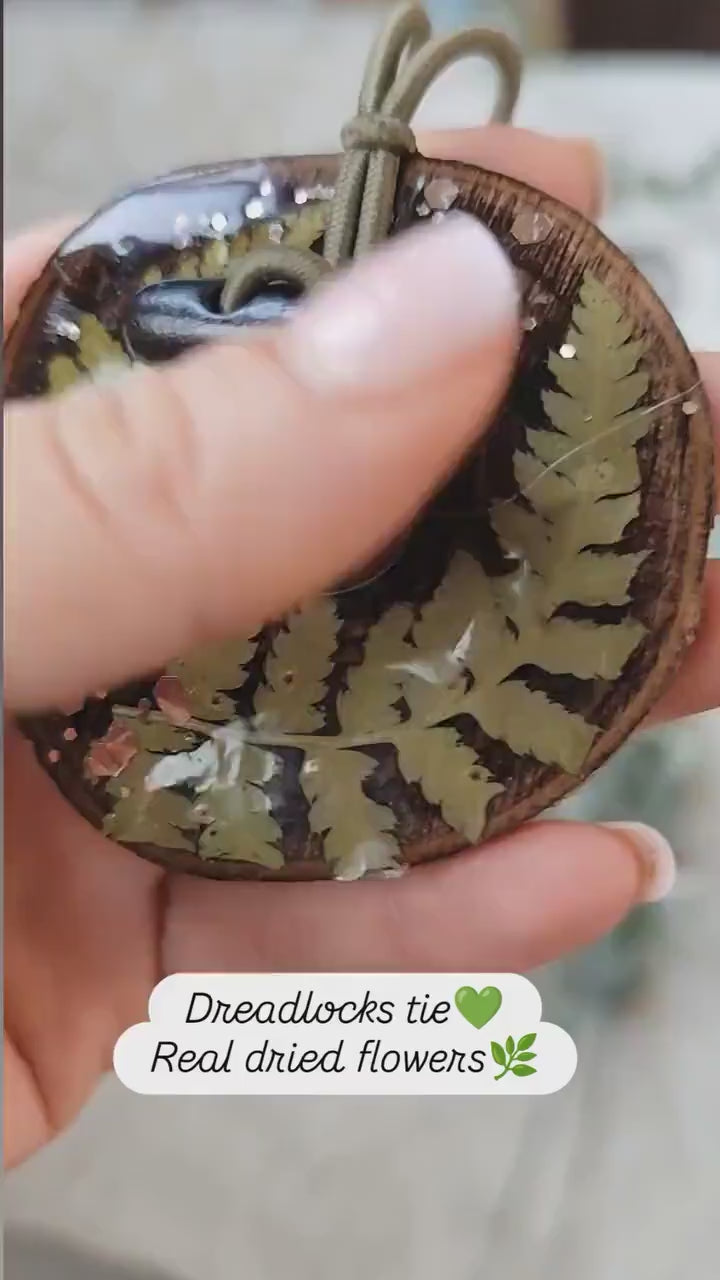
[5,214,518,710]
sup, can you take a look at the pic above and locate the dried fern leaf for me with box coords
[200,239,230,278]
[339,554,510,735]
[281,204,329,248]
[549,551,648,607]
[77,314,130,373]
[115,716,199,754]
[402,553,504,722]
[411,554,492,651]
[48,355,80,395]
[526,416,648,475]
[47,312,130,394]
[609,373,651,418]
[141,739,222,792]
[531,617,646,680]
[519,274,649,584]
[302,748,399,877]
[254,599,338,733]
[492,501,551,574]
[475,273,651,774]
[176,252,201,279]
[139,724,261,794]
[513,445,643,519]
[545,354,589,403]
[494,570,548,633]
[395,729,502,843]
[548,345,648,419]
[338,605,414,735]
[229,223,274,259]
[534,275,650,512]
[598,338,646,382]
[553,492,641,549]
[526,422,579,465]
[104,753,197,850]
[572,274,634,338]
[198,803,283,867]
[196,743,284,868]
[468,680,597,774]
[572,453,642,498]
[229,204,328,259]
[449,568,518,681]
[166,637,257,721]
[197,790,283,867]
[542,275,649,448]
[512,450,573,512]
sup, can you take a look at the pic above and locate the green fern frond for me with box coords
[98,270,655,865]
[103,753,197,850]
[302,748,399,877]
[395,729,503,843]
[338,606,413,735]
[196,743,284,869]
[115,716,200,754]
[167,637,257,721]
[531,617,647,681]
[467,681,597,774]
[402,552,504,722]
[254,599,338,732]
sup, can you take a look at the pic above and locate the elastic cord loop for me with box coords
[221,2,522,310]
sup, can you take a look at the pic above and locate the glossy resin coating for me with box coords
[7,154,715,880]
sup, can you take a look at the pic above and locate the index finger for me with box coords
[5,130,602,713]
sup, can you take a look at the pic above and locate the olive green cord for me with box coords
[220,1,522,313]
[220,247,331,311]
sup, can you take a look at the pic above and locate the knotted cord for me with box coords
[220,1,522,313]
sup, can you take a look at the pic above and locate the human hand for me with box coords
[4,126,718,1167]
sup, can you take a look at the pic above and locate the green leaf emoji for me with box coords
[491,1042,507,1067]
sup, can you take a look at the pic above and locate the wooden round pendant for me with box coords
[7,154,714,880]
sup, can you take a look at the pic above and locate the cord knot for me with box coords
[341,113,417,158]
[218,3,521,302]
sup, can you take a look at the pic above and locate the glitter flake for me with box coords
[511,210,553,245]
[424,178,459,212]
[245,198,265,220]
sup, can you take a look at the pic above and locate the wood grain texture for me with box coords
[7,152,715,879]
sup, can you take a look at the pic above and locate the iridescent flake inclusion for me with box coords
[511,209,553,245]
[424,178,459,211]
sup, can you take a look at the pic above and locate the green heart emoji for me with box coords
[454,985,503,1030]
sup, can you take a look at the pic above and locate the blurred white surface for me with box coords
[5,4,720,1279]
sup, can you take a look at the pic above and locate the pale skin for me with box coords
[4,127,719,1168]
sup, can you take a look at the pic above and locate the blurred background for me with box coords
[4,2,720,1278]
